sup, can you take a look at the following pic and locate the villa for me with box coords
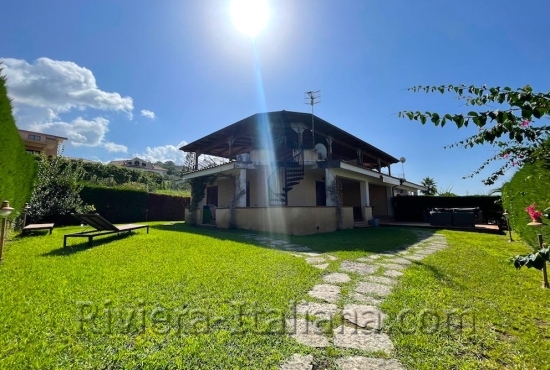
[180,110,424,235]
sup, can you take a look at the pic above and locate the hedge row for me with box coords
[0,72,36,218]
[44,186,190,225]
[502,160,550,249]
[392,195,502,222]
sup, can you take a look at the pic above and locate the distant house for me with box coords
[18,129,67,157]
[180,110,425,235]
[109,157,168,177]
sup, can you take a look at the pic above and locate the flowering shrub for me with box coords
[526,203,543,221]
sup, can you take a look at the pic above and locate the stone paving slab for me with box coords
[335,356,405,370]
[286,318,329,347]
[356,282,393,297]
[308,284,341,302]
[378,263,406,271]
[351,292,384,306]
[384,257,412,265]
[405,255,426,261]
[323,272,351,284]
[343,304,386,329]
[340,261,379,275]
[363,276,398,286]
[312,263,329,270]
[326,254,338,261]
[333,325,394,353]
[357,255,381,262]
[296,302,339,321]
[280,354,314,370]
[383,270,403,278]
[305,257,326,265]
[302,252,323,257]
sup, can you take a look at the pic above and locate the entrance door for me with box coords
[316,181,326,206]
[206,186,218,206]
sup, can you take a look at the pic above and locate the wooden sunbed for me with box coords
[22,223,55,235]
[64,213,149,248]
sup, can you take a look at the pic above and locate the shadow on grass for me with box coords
[150,223,436,254]
[42,232,139,257]
[409,259,464,290]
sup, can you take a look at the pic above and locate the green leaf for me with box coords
[406,112,414,120]
[468,111,478,117]
[533,107,545,119]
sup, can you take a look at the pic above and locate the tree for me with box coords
[399,85,550,185]
[420,177,437,195]
[0,67,37,219]
[27,151,94,223]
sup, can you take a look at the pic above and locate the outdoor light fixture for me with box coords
[22,202,30,229]
[502,210,513,242]
[0,200,14,263]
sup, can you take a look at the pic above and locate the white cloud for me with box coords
[2,57,134,153]
[103,142,128,153]
[134,141,189,164]
[30,117,108,146]
[29,117,126,153]
[140,109,155,119]
[1,57,133,118]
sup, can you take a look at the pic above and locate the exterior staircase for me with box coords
[268,150,305,206]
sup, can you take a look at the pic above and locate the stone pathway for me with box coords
[240,230,449,369]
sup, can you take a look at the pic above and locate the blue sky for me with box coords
[3,0,550,194]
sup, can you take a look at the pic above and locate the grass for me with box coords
[2,224,549,368]
[381,230,550,369]
[0,223,321,369]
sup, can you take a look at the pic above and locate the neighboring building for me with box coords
[18,129,67,157]
[180,110,425,235]
[109,157,168,176]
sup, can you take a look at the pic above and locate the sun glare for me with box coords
[230,0,269,37]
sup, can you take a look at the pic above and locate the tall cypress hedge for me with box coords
[0,70,36,218]
[502,159,550,249]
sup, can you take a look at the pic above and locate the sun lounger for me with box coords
[22,223,55,235]
[64,213,149,248]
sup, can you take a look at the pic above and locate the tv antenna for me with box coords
[304,90,321,146]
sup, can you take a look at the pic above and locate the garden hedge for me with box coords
[502,160,550,249]
[0,71,36,218]
[392,195,502,222]
[46,186,190,225]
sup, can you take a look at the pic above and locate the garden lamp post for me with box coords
[0,200,14,263]
[22,202,30,229]
[503,210,513,242]
[527,220,549,289]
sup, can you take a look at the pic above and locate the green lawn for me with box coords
[1,224,549,369]
[382,230,550,369]
[0,223,317,369]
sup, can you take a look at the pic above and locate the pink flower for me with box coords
[502,153,509,159]
[526,203,542,221]
[522,120,530,127]
[512,161,518,166]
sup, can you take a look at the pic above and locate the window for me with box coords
[28,134,41,141]
[26,149,41,155]
[134,161,140,166]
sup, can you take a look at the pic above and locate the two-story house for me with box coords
[180,110,424,235]
[18,129,67,157]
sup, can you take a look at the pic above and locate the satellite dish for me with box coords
[315,143,328,160]
[399,157,406,163]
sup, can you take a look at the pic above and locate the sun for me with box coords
[230,0,269,38]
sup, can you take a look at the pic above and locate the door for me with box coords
[206,186,218,206]
[316,181,326,206]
